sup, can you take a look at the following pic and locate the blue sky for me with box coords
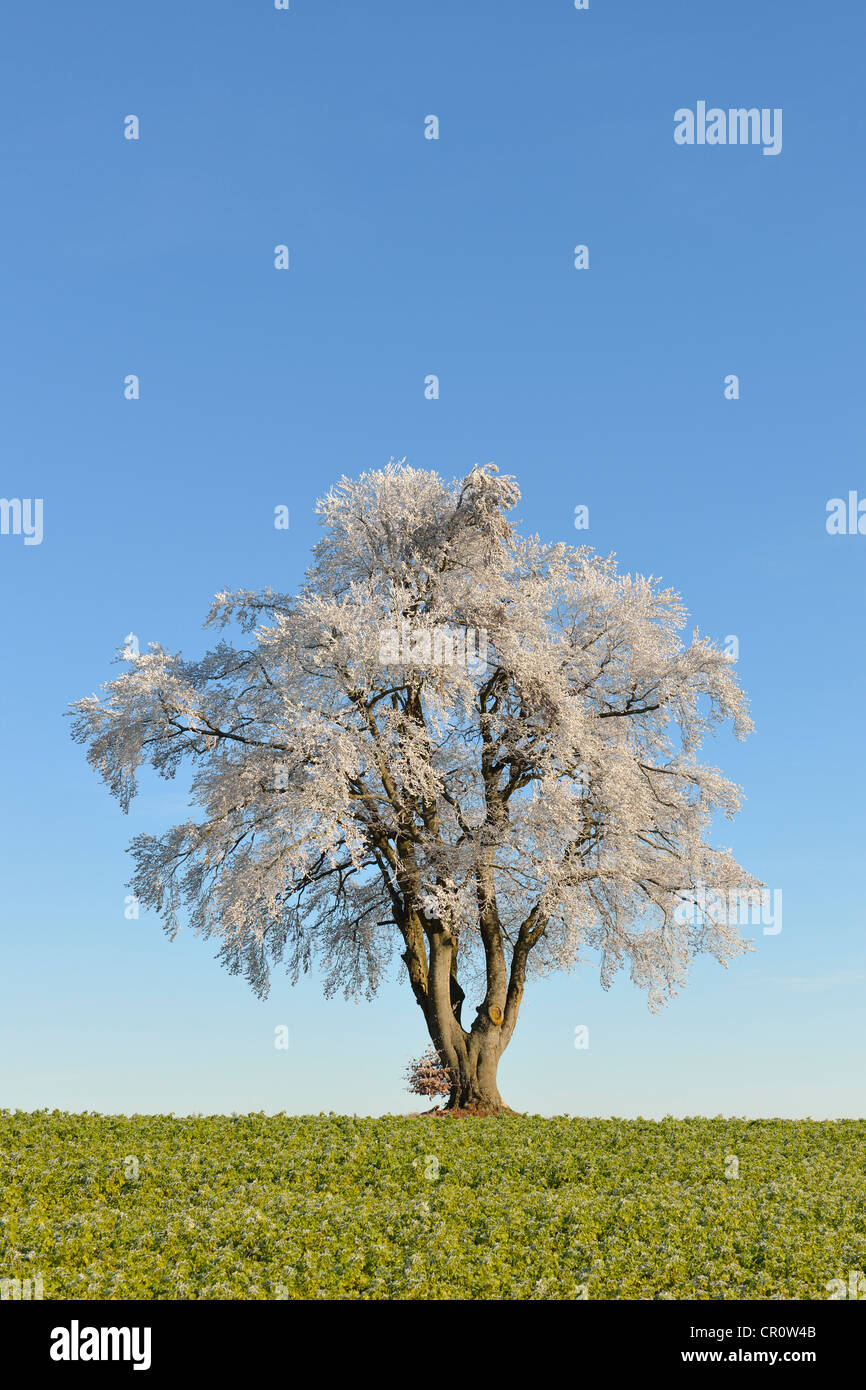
[1,0,863,1118]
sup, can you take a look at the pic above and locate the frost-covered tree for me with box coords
[70,462,758,1113]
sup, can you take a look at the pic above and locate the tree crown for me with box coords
[70,461,757,1011]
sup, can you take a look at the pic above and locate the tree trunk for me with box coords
[446,1052,503,1111]
[442,1031,507,1114]
[415,923,522,1116]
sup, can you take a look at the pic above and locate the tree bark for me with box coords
[445,1032,506,1112]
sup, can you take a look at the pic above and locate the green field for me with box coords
[2,1110,864,1300]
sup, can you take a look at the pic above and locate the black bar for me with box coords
[3,1298,857,1376]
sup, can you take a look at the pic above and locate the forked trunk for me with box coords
[415,924,525,1116]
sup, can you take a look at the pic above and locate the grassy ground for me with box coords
[2,1110,864,1299]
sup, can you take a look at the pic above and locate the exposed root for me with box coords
[409,1103,521,1119]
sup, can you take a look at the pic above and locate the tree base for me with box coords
[414,1102,521,1119]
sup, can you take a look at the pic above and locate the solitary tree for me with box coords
[70,462,757,1114]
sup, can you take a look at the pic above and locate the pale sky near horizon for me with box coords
[1,0,863,1118]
